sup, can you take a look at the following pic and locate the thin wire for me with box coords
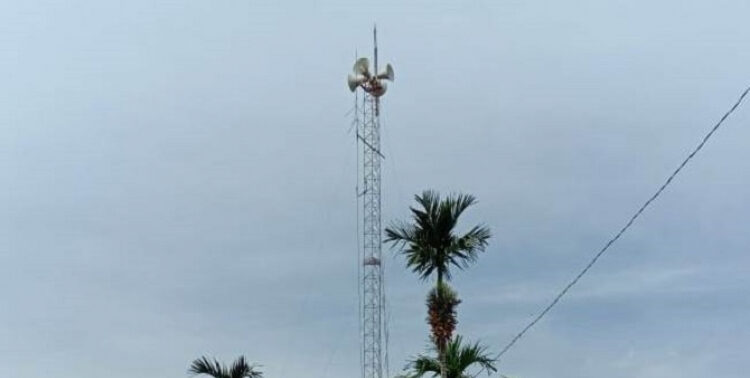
[496,84,750,363]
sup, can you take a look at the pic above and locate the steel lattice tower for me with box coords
[348,26,393,378]
[360,89,383,378]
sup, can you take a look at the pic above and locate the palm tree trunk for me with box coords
[436,270,446,378]
[439,354,447,378]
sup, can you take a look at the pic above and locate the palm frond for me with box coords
[229,356,263,378]
[384,221,417,245]
[385,219,436,281]
[386,190,491,283]
[452,336,497,377]
[404,336,497,378]
[189,356,228,378]
[189,356,262,378]
[406,354,442,378]
[449,225,491,269]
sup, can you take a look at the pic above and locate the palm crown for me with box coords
[405,336,497,378]
[189,356,262,378]
[385,190,491,284]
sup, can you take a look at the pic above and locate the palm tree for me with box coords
[386,190,491,373]
[385,190,491,287]
[404,336,497,378]
[188,356,262,378]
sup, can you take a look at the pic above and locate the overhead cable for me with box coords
[497,84,750,363]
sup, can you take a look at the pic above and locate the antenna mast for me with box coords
[374,26,378,76]
[346,25,395,378]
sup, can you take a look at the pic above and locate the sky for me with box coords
[1,1,750,377]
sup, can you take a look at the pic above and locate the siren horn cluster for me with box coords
[347,57,395,97]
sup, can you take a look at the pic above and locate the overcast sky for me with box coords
[2,1,750,378]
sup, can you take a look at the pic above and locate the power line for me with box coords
[496,84,750,363]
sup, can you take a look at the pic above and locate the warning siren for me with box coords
[347,57,394,97]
